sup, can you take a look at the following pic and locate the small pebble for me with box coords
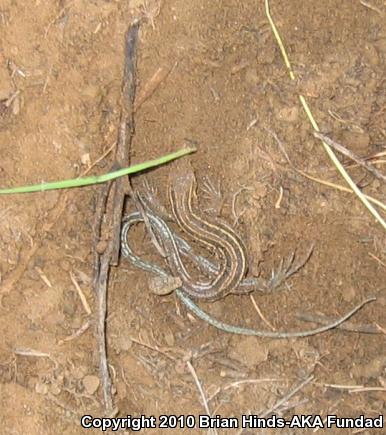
[82,375,100,395]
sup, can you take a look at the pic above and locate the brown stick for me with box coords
[314,131,386,183]
[93,21,139,414]
[134,64,174,112]
[111,21,140,266]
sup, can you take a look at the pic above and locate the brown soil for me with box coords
[0,0,385,434]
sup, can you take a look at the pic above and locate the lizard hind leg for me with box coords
[200,175,224,216]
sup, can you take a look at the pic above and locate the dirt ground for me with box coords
[0,0,385,434]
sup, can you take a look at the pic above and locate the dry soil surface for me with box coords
[0,1,385,434]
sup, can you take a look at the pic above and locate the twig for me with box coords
[265,0,386,231]
[349,387,386,393]
[83,142,117,176]
[208,378,284,403]
[376,323,386,335]
[267,127,386,213]
[70,271,92,316]
[249,294,276,331]
[368,252,386,269]
[58,320,91,345]
[314,132,386,183]
[322,383,364,390]
[275,398,309,415]
[129,336,178,361]
[134,64,175,111]
[13,346,58,368]
[186,360,218,435]
[14,346,51,358]
[295,168,386,211]
[1,109,117,307]
[35,266,52,288]
[259,375,314,418]
[274,185,284,209]
[111,21,140,266]
[95,248,114,413]
[360,0,384,15]
[93,22,140,414]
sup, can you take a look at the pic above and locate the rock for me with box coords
[35,381,48,395]
[82,375,100,395]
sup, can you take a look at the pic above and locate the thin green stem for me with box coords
[0,147,195,194]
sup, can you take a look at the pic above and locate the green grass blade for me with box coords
[0,147,195,194]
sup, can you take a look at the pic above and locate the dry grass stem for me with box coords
[186,360,218,435]
[135,64,175,111]
[70,271,92,316]
[249,294,277,331]
[314,132,386,183]
[259,375,314,418]
[58,320,91,345]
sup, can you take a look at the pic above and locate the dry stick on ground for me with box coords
[93,22,139,414]
[0,114,116,307]
[265,127,386,212]
[134,64,175,112]
[186,360,218,435]
[259,375,314,419]
[313,132,386,183]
